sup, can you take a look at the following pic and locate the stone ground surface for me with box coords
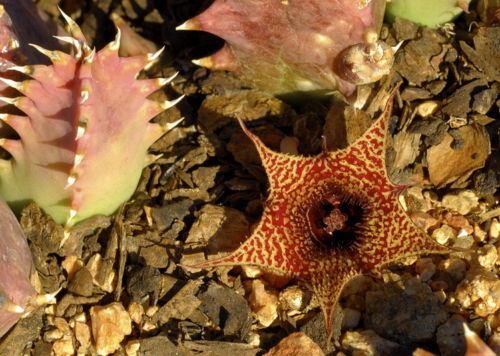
[0,0,498,355]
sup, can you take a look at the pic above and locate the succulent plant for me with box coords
[385,0,471,28]
[187,88,450,343]
[0,10,183,227]
[178,0,397,98]
[0,197,55,338]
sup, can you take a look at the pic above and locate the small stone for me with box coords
[442,211,474,235]
[90,302,132,356]
[52,337,74,356]
[409,212,439,233]
[415,258,436,282]
[154,280,201,323]
[455,269,500,317]
[365,278,448,343]
[416,101,440,117]
[125,340,141,356]
[341,275,374,296]
[128,302,145,325]
[74,321,91,351]
[264,332,324,356]
[436,318,466,356]
[185,204,250,256]
[472,89,496,114]
[279,285,307,312]
[61,256,84,281]
[139,244,169,269]
[477,244,498,270]
[341,308,361,330]
[146,305,159,317]
[441,190,480,215]
[432,225,457,245]
[67,267,94,297]
[247,332,261,347]
[241,265,263,279]
[489,219,499,239]
[87,254,116,293]
[453,233,474,249]
[197,281,252,338]
[438,258,467,282]
[341,330,402,356]
[473,224,488,242]
[44,328,63,342]
[245,279,279,327]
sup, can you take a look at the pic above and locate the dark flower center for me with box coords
[306,191,364,251]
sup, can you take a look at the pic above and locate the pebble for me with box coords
[438,258,467,281]
[489,219,499,239]
[473,224,488,242]
[341,330,401,356]
[364,278,448,343]
[279,285,307,312]
[52,337,74,356]
[241,265,263,279]
[341,275,374,296]
[432,224,457,245]
[477,244,498,270]
[341,307,361,330]
[74,319,91,352]
[436,318,466,356]
[125,340,141,356]
[264,332,324,356]
[453,232,475,249]
[455,269,500,317]
[90,302,132,355]
[87,254,116,293]
[245,279,279,327]
[410,211,439,233]
[415,258,436,281]
[44,328,63,342]
[441,190,479,215]
[416,100,440,117]
[128,302,145,325]
[61,256,84,281]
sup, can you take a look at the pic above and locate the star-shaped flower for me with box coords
[190,90,449,342]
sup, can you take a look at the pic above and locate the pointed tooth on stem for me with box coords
[157,72,179,86]
[33,287,61,306]
[163,117,184,131]
[0,96,20,105]
[109,27,121,52]
[5,299,25,314]
[0,77,23,91]
[58,6,86,42]
[192,56,213,69]
[75,122,87,140]
[73,152,84,168]
[60,229,71,248]
[84,47,96,63]
[145,153,163,165]
[175,19,198,31]
[65,208,77,227]
[144,46,165,70]
[53,35,83,58]
[64,172,78,189]
[29,44,63,63]
[159,95,184,110]
[80,89,89,104]
[392,41,404,53]
[7,65,32,74]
